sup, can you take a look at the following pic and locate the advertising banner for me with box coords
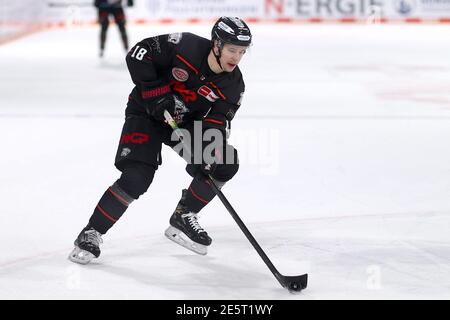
[135,0,450,20]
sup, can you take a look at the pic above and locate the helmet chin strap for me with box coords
[213,40,224,71]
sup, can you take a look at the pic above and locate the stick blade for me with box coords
[279,274,308,293]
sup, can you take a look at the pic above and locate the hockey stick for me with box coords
[164,111,308,293]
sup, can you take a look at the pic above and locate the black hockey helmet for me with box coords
[211,16,252,47]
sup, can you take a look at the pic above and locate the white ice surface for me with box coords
[0,23,449,299]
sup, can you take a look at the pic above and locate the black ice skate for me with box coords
[164,190,212,255]
[68,225,103,265]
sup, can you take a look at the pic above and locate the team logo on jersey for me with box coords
[172,67,189,82]
[198,85,220,102]
[168,33,182,44]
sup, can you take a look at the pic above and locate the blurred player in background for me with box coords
[94,0,133,57]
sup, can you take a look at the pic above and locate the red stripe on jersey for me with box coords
[176,54,199,74]
[208,82,226,100]
[204,118,224,125]
[141,85,171,99]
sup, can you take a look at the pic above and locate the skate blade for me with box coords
[68,246,96,265]
[164,226,207,255]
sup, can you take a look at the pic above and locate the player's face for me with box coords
[219,43,248,72]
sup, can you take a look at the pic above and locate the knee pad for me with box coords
[212,162,239,182]
[117,162,156,199]
[213,146,239,182]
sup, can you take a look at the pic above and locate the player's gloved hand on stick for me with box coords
[150,95,177,122]
[142,79,176,121]
[200,161,217,176]
[190,159,218,179]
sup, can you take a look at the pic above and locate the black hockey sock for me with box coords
[88,181,135,234]
[100,37,106,50]
[120,31,129,50]
[100,26,107,50]
[117,21,128,50]
[183,177,225,213]
[123,35,129,51]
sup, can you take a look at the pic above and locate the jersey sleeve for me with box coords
[203,78,245,133]
[126,34,181,100]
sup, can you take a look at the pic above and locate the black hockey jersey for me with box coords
[125,32,245,130]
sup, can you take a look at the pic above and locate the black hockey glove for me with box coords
[149,93,188,124]
[190,150,218,178]
[149,95,176,122]
[141,79,174,121]
[200,162,217,176]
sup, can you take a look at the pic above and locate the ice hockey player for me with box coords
[69,17,252,264]
[94,0,134,57]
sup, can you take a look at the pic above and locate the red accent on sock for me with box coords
[108,187,130,206]
[96,204,118,222]
[189,186,209,204]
